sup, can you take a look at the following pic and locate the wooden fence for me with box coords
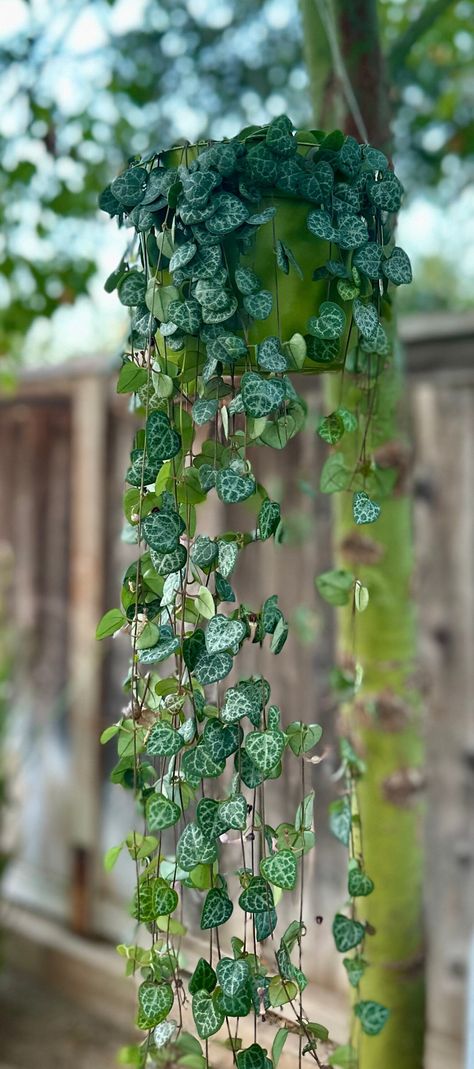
[1,311,474,1056]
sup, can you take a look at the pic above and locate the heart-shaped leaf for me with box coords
[216,957,250,998]
[192,988,225,1039]
[151,878,179,916]
[255,907,278,941]
[266,114,295,158]
[222,677,269,726]
[315,568,354,607]
[337,214,368,250]
[235,266,261,295]
[146,793,181,832]
[221,985,253,1018]
[286,721,322,756]
[241,373,285,419]
[239,876,274,914]
[307,209,337,242]
[192,398,219,426]
[352,490,381,526]
[202,720,242,764]
[258,499,281,541]
[146,722,183,757]
[146,411,181,463]
[168,298,202,335]
[143,509,185,552]
[260,849,297,890]
[368,171,403,212]
[332,913,365,953]
[176,822,217,871]
[169,241,197,272]
[382,246,412,286]
[206,192,249,235]
[353,242,383,280]
[189,957,217,995]
[308,301,346,340]
[191,535,218,570]
[329,797,352,846]
[216,468,256,504]
[243,290,273,320]
[216,793,248,833]
[137,981,174,1029]
[194,649,233,685]
[257,337,288,372]
[200,887,233,929]
[181,744,225,787]
[353,299,379,342]
[318,411,345,445]
[235,746,264,789]
[111,166,148,207]
[343,955,367,988]
[217,539,239,578]
[153,1019,177,1049]
[348,863,375,897]
[354,1000,390,1036]
[246,729,285,776]
[205,614,246,655]
[118,269,147,307]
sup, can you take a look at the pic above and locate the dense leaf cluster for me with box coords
[98,115,407,1066]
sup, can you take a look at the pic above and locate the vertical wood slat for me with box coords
[68,377,107,933]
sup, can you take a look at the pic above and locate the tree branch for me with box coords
[388,0,455,78]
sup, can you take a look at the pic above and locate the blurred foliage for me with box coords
[0,0,473,352]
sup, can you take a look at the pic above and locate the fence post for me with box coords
[68,374,107,934]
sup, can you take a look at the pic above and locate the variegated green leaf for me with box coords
[191,535,218,569]
[189,957,217,995]
[151,878,179,916]
[206,192,249,234]
[308,301,346,341]
[143,509,185,552]
[332,913,365,953]
[243,290,273,320]
[146,411,181,463]
[146,793,181,831]
[352,490,381,525]
[192,988,225,1039]
[205,614,246,655]
[137,981,174,1029]
[241,372,285,419]
[354,1001,390,1036]
[257,336,288,372]
[260,849,297,890]
[216,468,256,504]
[176,822,218,871]
[217,540,239,578]
[200,887,233,929]
[239,876,274,914]
[348,862,375,897]
[194,649,233,686]
[382,246,412,286]
[258,499,281,540]
[216,957,250,998]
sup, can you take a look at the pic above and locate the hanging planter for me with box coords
[98,114,411,1069]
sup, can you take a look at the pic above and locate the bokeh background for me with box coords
[0,2,473,1068]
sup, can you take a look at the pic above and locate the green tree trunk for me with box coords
[299,2,426,1066]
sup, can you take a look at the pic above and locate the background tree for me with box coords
[298,2,463,1066]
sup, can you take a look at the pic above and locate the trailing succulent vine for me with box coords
[97,115,412,1069]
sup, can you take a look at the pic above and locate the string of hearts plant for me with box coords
[97,115,412,1069]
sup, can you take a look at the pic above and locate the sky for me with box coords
[1,0,473,365]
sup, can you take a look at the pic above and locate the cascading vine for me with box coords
[97,115,412,1069]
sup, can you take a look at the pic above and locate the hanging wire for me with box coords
[313,0,369,143]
